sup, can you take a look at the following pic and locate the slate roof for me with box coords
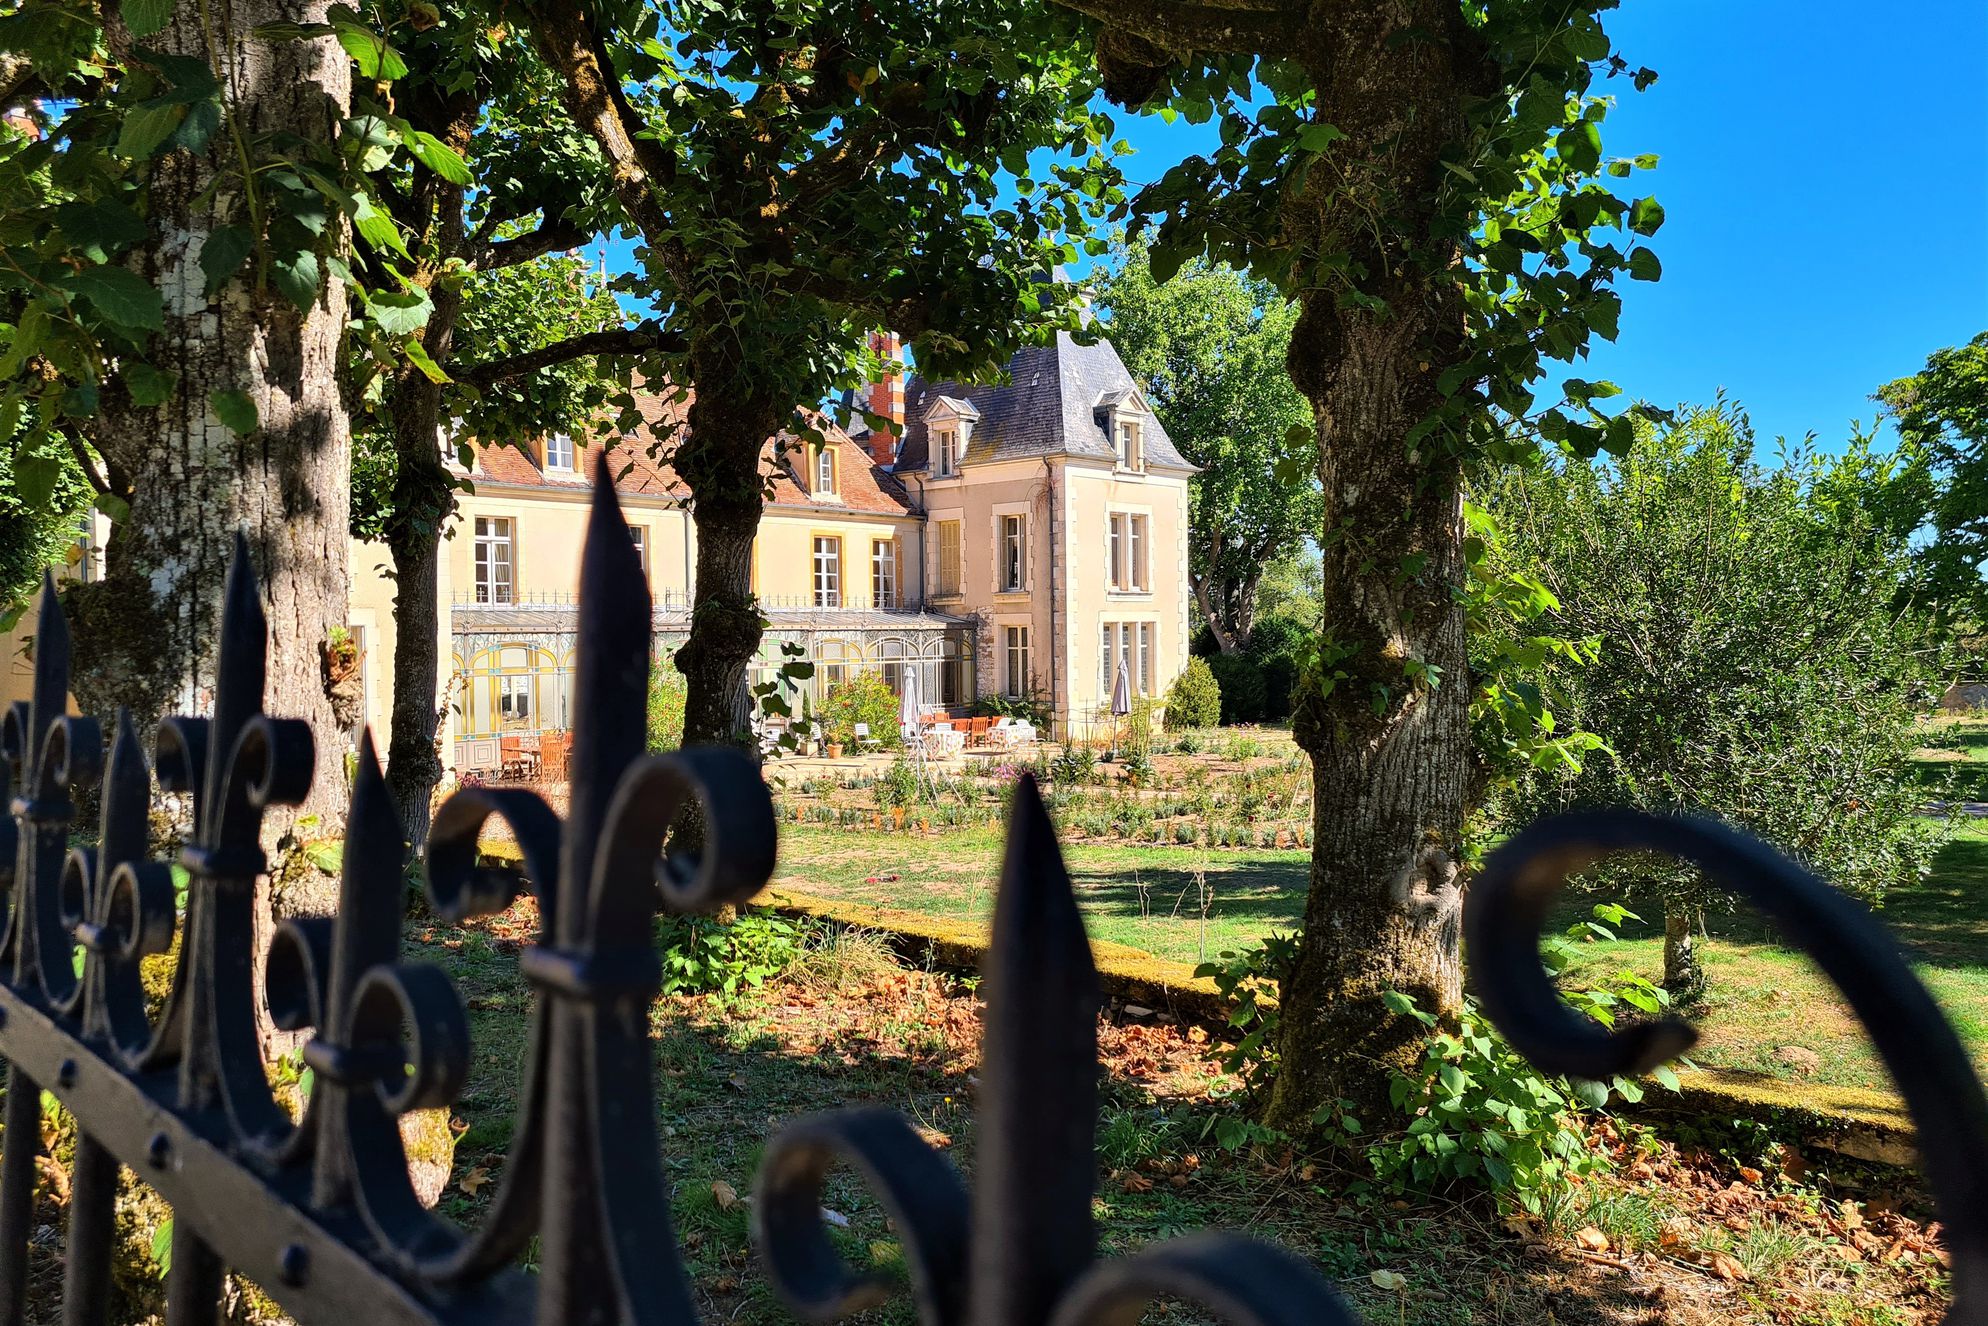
[466,383,916,517]
[884,331,1194,475]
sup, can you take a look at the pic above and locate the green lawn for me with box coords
[771,812,1988,1096]
[773,823,1309,965]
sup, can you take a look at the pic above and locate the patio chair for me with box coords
[853,722,883,754]
[968,716,992,747]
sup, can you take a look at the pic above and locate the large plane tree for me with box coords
[518,0,1124,748]
[1051,0,1663,1124]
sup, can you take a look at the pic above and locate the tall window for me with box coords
[936,520,962,595]
[1108,513,1149,591]
[499,674,532,723]
[813,536,842,607]
[628,525,648,577]
[1100,622,1158,697]
[935,428,957,476]
[871,538,897,608]
[815,446,836,494]
[474,517,514,604]
[999,514,1026,592]
[1004,625,1031,698]
[545,432,575,472]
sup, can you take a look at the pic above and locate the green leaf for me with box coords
[69,266,165,332]
[363,287,433,337]
[403,338,449,384]
[1628,196,1665,236]
[270,248,321,312]
[1298,122,1344,153]
[123,0,175,37]
[1627,247,1661,282]
[116,101,185,159]
[199,224,255,294]
[123,361,178,406]
[150,1217,174,1274]
[350,194,407,257]
[209,389,259,436]
[173,99,221,154]
[55,199,148,258]
[407,131,472,185]
[336,26,409,80]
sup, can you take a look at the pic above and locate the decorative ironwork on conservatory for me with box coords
[0,458,1980,1323]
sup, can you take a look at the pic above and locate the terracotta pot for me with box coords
[891,806,906,829]
[825,742,844,759]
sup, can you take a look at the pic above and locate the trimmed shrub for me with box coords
[820,670,901,748]
[647,667,688,752]
[1163,657,1222,729]
[1205,653,1264,724]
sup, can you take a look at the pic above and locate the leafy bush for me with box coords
[1204,653,1264,724]
[1245,616,1309,722]
[1049,745,1097,786]
[647,667,688,752]
[655,908,805,1000]
[1370,903,1677,1210]
[875,756,919,810]
[820,670,900,748]
[1173,731,1204,754]
[1164,657,1223,729]
[974,689,1052,731]
[1192,933,1298,1099]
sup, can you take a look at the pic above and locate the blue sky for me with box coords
[607,2,1987,448]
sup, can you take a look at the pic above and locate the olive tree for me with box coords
[1487,404,1946,994]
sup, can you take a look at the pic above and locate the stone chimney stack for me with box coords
[864,331,905,468]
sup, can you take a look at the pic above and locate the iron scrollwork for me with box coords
[0,455,1976,1324]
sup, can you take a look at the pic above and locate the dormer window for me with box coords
[814,445,837,495]
[923,395,977,478]
[1116,418,1142,471]
[545,431,575,472]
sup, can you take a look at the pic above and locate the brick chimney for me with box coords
[864,331,905,468]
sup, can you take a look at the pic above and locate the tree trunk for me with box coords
[381,368,454,852]
[672,385,783,750]
[1192,574,1239,654]
[1662,902,1706,999]
[68,0,351,916]
[1262,1,1483,1131]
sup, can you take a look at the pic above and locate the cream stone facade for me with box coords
[5,329,1195,763]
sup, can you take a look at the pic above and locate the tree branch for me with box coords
[519,0,680,245]
[1053,0,1299,55]
[455,325,684,387]
[475,218,594,271]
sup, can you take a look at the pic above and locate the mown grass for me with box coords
[770,792,1988,1097]
[772,822,1309,966]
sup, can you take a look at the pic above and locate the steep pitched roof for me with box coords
[893,331,1194,474]
[466,383,916,517]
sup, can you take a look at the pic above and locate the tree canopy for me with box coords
[1093,239,1317,653]
[1486,403,1945,992]
[1879,331,1988,628]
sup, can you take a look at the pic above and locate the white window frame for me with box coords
[1108,511,1151,592]
[498,673,532,723]
[474,516,515,605]
[628,525,648,577]
[815,446,836,494]
[998,513,1026,594]
[935,428,957,477]
[545,432,575,472]
[813,536,842,608]
[1003,624,1031,699]
[872,538,897,609]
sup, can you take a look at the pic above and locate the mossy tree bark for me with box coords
[671,377,785,751]
[1256,0,1488,1130]
[67,0,353,924]
[1663,902,1706,999]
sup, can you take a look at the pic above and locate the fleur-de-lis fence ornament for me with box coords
[1469,811,1988,1326]
[0,452,1979,1326]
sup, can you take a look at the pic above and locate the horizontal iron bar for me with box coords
[0,986,532,1326]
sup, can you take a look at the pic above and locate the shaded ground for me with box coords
[418,903,1948,1325]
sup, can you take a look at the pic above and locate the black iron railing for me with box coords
[0,457,1981,1324]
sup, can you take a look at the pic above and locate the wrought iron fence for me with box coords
[0,460,1982,1324]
